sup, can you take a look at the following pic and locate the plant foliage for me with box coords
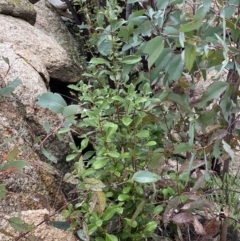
[36,0,240,240]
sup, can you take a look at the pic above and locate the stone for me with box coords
[0,0,36,25]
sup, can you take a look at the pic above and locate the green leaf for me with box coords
[50,221,70,231]
[120,55,141,64]
[6,145,18,161]
[133,170,160,183]
[2,56,10,64]
[194,0,212,20]
[1,160,27,171]
[102,206,116,221]
[63,105,79,118]
[153,205,164,214]
[0,184,7,199]
[8,217,34,232]
[111,19,126,31]
[197,81,229,108]
[122,116,132,126]
[164,55,184,84]
[105,123,118,139]
[84,178,105,191]
[144,221,158,232]
[43,121,51,133]
[92,157,109,169]
[37,93,67,114]
[173,143,193,154]
[0,79,22,96]
[184,43,196,71]
[66,153,78,162]
[136,130,149,138]
[143,36,164,69]
[125,218,138,228]
[118,194,130,201]
[41,148,58,163]
[167,92,192,113]
[145,141,157,146]
[58,127,71,134]
[179,19,202,32]
[90,57,110,67]
[106,233,118,241]
[107,151,120,158]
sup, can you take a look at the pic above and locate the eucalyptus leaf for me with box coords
[133,170,160,183]
[37,93,67,114]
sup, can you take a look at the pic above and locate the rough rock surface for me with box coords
[0,97,69,215]
[0,0,36,25]
[0,1,84,239]
[0,209,78,241]
[0,14,82,82]
[34,0,81,56]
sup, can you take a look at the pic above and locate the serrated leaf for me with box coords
[37,93,67,113]
[133,170,160,183]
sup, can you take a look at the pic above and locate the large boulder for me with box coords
[0,14,82,83]
[0,0,36,25]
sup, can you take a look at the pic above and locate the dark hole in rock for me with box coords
[49,77,95,165]
[49,77,78,105]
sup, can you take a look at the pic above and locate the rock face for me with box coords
[0,0,82,239]
[0,0,37,25]
[0,209,78,241]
